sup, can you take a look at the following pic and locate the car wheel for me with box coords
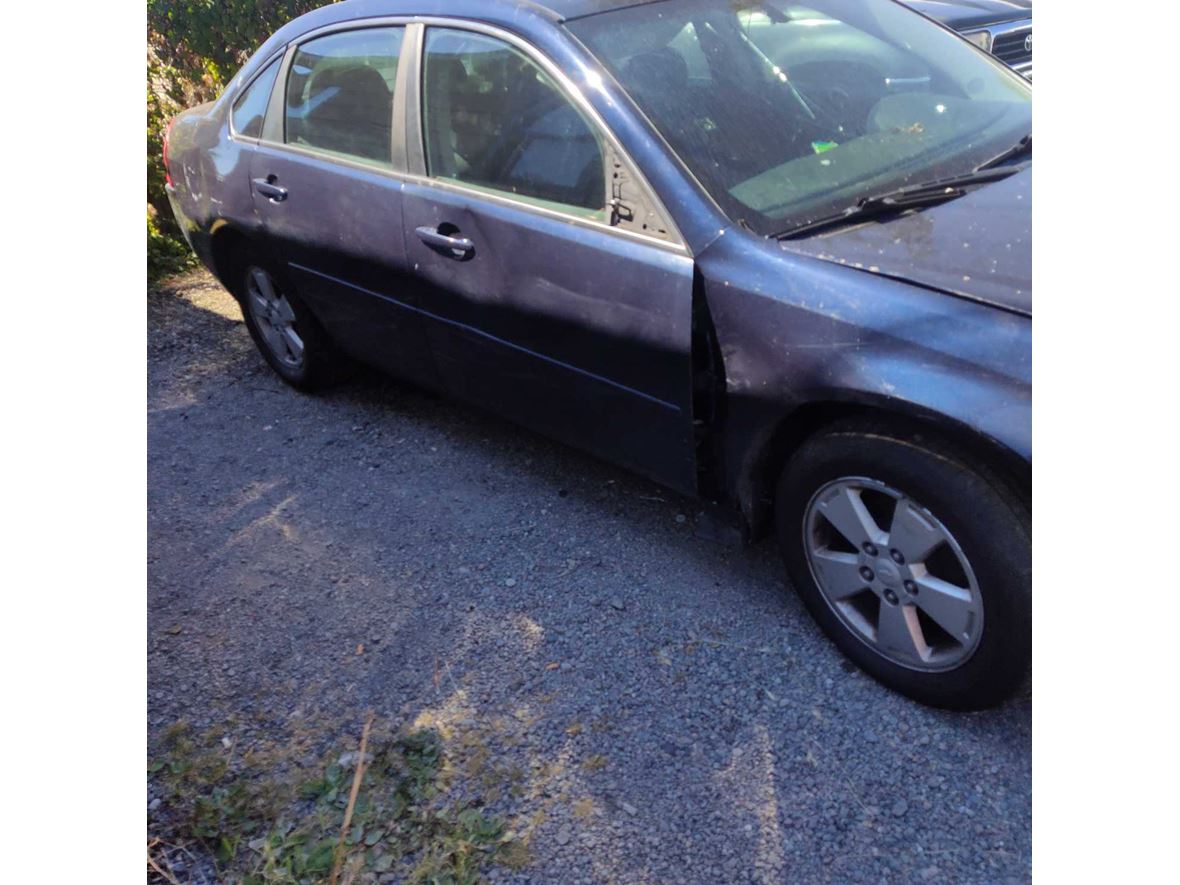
[775,420,1030,710]
[238,263,342,391]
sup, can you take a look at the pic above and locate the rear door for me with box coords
[400,23,699,494]
[248,24,436,388]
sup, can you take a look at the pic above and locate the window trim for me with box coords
[227,50,286,142]
[247,16,687,254]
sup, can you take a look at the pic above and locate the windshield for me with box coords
[568,0,1031,236]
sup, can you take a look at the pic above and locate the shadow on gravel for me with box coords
[148,273,1031,884]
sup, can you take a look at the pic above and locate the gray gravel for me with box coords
[148,270,1031,883]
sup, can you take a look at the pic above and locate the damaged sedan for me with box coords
[164,0,1032,709]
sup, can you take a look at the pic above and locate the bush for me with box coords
[148,209,197,283]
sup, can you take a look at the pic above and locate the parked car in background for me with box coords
[906,1,1032,77]
[164,0,1032,709]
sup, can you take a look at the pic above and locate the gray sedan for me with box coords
[164,0,1032,709]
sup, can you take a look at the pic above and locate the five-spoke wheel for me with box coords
[245,266,305,370]
[805,477,983,671]
[235,260,345,391]
[778,420,1030,710]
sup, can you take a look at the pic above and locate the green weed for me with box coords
[148,721,527,883]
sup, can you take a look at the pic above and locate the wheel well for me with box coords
[743,401,1031,539]
[209,226,253,298]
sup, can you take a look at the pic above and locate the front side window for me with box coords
[232,57,280,139]
[422,28,605,217]
[570,0,1031,236]
[284,27,404,168]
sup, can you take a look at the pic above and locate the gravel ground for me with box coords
[148,270,1031,883]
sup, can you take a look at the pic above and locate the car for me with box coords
[164,0,1032,710]
[906,1,1032,78]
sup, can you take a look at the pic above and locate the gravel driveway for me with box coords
[148,270,1031,884]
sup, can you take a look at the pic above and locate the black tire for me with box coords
[776,419,1030,710]
[232,260,346,392]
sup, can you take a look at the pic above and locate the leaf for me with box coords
[304,839,337,874]
[216,835,238,863]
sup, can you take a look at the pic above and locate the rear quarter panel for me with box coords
[165,100,260,275]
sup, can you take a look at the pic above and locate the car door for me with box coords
[248,24,436,389]
[400,23,699,494]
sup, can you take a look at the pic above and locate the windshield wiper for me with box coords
[774,164,1022,240]
[976,133,1031,171]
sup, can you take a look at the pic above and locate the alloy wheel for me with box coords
[803,477,984,671]
[245,266,304,369]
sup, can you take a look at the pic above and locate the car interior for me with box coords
[284,31,401,168]
[423,33,605,213]
[301,64,393,165]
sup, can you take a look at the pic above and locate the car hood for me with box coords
[905,0,1032,30]
[779,166,1031,316]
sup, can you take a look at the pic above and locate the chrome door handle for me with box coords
[415,225,474,259]
[252,178,288,202]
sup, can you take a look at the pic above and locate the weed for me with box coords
[148,720,527,883]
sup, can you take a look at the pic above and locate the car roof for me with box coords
[300,0,660,28]
[229,0,660,98]
[513,0,664,21]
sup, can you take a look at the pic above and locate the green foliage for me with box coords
[149,209,197,282]
[149,721,279,866]
[149,721,527,883]
[148,2,329,76]
[146,2,333,281]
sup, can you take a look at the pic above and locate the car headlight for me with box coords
[963,30,993,52]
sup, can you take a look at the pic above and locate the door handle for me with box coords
[415,225,474,259]
[252,177,288,202]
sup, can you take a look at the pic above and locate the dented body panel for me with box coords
[696,230,1030,526]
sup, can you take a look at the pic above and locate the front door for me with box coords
[250,25,435,389]
[402,25,698,494]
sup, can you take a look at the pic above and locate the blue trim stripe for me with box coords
[287,262,681,413]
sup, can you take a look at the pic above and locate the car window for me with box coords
[284,28,404,168]
[422,28,605,218]
[232,57,281,139]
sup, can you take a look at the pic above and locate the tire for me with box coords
[234,260,345,392]
[775,419,1030,710]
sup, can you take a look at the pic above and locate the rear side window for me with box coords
[422,28,605,217]
[284,27,404,168]
[231,57,280,139]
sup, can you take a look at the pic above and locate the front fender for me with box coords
[697,230,1031,524]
